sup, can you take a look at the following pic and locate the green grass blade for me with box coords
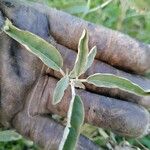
[53,75,69,105]
[2,19,63,71]
[87,73,150,96]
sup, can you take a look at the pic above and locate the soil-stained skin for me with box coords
[0,0,150,141]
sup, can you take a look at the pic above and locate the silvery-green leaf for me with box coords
[53,74,69,105]
[84,46,97,72]
[74,80,85,89]
[0,130,22,142]
[59,95,84,150]
[87,73,150,96]
[3,19,63,71]
[70,95,84,130]
[70,29,89,78]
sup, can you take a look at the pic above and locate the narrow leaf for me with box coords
[70,29,89,78]
[70,95,84,131]
[59,95,84,150]
[0,130,22,142]
[84,46,97,71]
[53,74,69,105]
[87,73,150,96]
[74,80,85,89]
[64,5,89,14]
[2,19,63,71]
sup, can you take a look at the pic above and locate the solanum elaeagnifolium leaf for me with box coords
[0,130,22,142]
[70,29,89,78]
[70,95,84,131]
[87,73,150,96]
[74,80,85,89]
[53,74,69,105]
[59,95,84,150]
[2,19,63,71]
[84,46,97,71]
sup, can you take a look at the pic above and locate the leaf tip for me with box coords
[52,94,60,105]
[81,28,88,40]
[3,18,12,31]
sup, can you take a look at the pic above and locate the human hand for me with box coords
[0,0,150,149]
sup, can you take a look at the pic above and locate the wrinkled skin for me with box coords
[0,0,150,149]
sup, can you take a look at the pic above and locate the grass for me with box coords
[1,0,150,149]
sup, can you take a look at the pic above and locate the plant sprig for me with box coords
[2,19,150,150]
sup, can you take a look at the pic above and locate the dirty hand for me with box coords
[0,0,150,149]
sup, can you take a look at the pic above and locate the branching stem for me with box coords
[70,78,87,83]
[58,80,76,150]
[60,68,65,77]
[68,80,76,127]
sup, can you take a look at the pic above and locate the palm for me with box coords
[0,0,150,149]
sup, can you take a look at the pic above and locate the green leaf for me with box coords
[53,74,69,105]
[2,19,63,71]
[0,130,22,142]
[84,46,97,71]
[70,29,89,78]
[74,80,85,89]
[87,73,150,96]
[61,127,78,150]
[59,95,84,150]
[63,5,89,14]
[70,95,84,131]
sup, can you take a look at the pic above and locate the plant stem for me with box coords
[82,0,113,18]
[60,68,65,77]
[78,79,87,82]
[58,80,76,150]
[87,0,91,9]
[91,0,112,13]
[68,80,76,127]
[70,79,87,83]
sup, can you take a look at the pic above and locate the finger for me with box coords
[43,1,150,75]
[46,4,150,76]
[1,0,150,76]
[12,111,99,150]
[28,75,150,138]
[47,44,150,108]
